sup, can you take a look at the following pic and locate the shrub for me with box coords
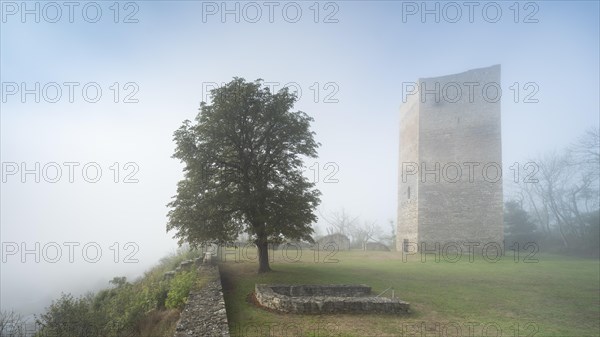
[165,270,197,309]
[34,248,204,336]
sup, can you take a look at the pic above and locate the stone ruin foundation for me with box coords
[254,284,410,314]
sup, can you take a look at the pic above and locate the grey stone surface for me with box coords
[174,266,230,337]
[202,252,213,264]
[163,270,176,280]
[179,260,194,270]
[397,65,504,251]
[255,284,410,314]
[270,284,371,297]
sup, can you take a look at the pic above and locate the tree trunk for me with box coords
[548,194,570,249]
[525,185,549,235]
[257,240,271,273]
[570,185,588,239]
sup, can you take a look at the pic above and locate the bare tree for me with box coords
[569,127,600,214]
[0,310,27,337]
[538,152,572,247]
[518,128,600,251]
[350,220,381,250]
[521,181,552,235]
[571,128,600,170]
[319,208,359,238]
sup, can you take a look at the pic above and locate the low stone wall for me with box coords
[174,265,230,337]
[270,284,371,297]
[255,284,410,314]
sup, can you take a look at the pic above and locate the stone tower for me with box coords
[397,65,503,252]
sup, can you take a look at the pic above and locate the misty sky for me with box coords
[1,1,598,316]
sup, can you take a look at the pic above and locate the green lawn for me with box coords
[219,249,599,337]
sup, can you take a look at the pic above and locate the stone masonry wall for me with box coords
[398,65,503,251]
[174,265,230,337]
[270,284,371,297]
[255,284,410,315]
[397,87,420,251]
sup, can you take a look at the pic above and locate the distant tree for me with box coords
[35,293,97,337]
[109,276,128,288]
[385,219,396,250]
[350,220,381,250]
[0,310,27,337]
[167,78,321,273]
[581,210,600,255]
[571,128,600,172]
[516,128,599,254]
[320,208,358,237]
[311,223,324,240]
[504,200,538,247]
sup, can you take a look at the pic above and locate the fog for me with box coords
[1,1,598,319]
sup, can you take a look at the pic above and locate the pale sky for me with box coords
[1,1,598,316]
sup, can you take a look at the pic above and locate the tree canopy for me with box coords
[504,200,538,247]
[167,78,321,272]
[514,128,599,255]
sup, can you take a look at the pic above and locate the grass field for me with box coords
[219,248,599,337]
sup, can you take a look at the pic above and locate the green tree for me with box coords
[35,293,97,337]
[167,78,321,273]
[109,276,128,288]
[504,200,538,247]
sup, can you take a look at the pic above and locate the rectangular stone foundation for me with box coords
[255,284,410,314]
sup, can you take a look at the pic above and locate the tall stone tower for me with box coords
[397,65,503,252]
